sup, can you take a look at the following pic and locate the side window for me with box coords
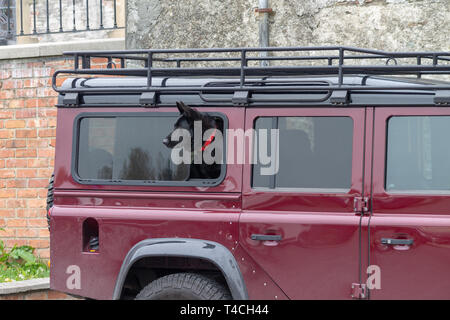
[386,116,450,192]
[75,114,225,186]
[252,116,353,191]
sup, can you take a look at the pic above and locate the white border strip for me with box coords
[0,278,49,295]
[0,38,125,60]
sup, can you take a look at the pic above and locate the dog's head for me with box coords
[163,101,218,149]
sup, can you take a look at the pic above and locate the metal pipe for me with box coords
[46,0,50,33]
[72,0,76,31]
[86,0,90,30]
[258,0,269,67]
[99,0,104,29]
[19,0,24,35]
[113,0,117,28]
[59,0,63,32]
[7,0,11,36]
[33,0,36,34]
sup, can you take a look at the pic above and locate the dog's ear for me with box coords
[176,101,188,115]
[176,101,202,121]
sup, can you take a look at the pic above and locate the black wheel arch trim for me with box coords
[112,238,248,300]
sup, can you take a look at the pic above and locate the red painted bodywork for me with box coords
[363,107,450,299]
[50,106,450,300]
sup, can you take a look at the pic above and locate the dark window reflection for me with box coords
[77,116,190,182]
[252,116,353,190]
[386,116,450,192]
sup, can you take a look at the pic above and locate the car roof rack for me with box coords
[52,46,450,106]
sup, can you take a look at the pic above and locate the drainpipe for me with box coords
[256,0,272,67]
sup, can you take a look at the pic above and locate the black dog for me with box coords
[163,101,221,180]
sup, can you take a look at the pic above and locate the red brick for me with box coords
[27,139,49,148]
[2,79,23,90]
[8,99,25,109]
[38,168,53,178]
[28,239,49,249]
[0,130,14,139]
[16,149,37,158]
[37,148,54,158]
[6,179,27,188]
[28,179,50,188]
[16,209,40,218]
[6,159,28,168]
[27,199,45,208]
[18,189,38,198]
[38,128,56,138]
[0,228,15,238]
[5,239,28,247]
[27,158,48,168]
[37,249,50,259]
[16,89,36,98]
[17,169,37,178]
[0,189,15,198]
[15,109,37,119]
[0,169,15,178]
[5,139,27,148]
[7,199,26,209]
[16,129,37,138]
[5,120,26,129]
[0,90,14,99]
[16,228,38,238]
[0,111,14,119]
[27,219,48,227]
[6,219,27,228]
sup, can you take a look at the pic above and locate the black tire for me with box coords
[135,273,232,300]
[46,173,55,230]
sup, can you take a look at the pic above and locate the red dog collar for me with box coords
[201,128,217,151]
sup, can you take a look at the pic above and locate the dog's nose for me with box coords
[162,138,169,145]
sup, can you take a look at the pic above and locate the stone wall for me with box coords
[126,0,450,52]
[11,0,125,44]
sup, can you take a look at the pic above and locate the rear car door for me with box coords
[367,107,450,299]
[240,107,367,299]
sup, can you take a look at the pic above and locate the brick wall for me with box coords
[0,53,122,260]
[0,55,71,260]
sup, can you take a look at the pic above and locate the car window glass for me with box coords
[386,116,450,192]
[252,116,353,191]
[77,116,191,182]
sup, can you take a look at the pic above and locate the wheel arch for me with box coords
[112,238,248,300]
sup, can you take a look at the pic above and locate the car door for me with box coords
[239,107,367,299]
[367,107,450,299]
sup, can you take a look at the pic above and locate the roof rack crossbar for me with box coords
[53,46,450,104]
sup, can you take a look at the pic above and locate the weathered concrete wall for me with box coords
[126,0,450,52]
[13,0,125,44]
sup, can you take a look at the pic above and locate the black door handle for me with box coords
[251,234,282,241]
[381,238,414,245]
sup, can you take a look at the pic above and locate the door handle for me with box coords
[251,234,282,241]
[381,238,414,246]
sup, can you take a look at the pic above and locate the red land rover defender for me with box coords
[48,46,450,300]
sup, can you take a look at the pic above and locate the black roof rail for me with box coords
[52,46,450,106]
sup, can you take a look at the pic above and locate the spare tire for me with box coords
[46,173,55,230]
